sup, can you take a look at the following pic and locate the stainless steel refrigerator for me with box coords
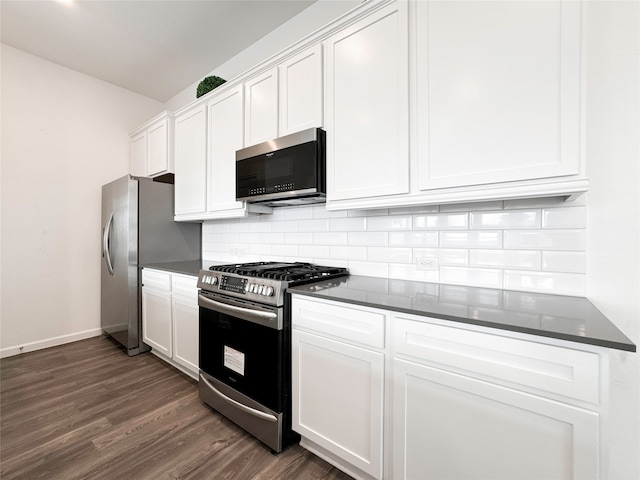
[101,175,201,355]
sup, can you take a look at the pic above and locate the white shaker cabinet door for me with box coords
[142,287,173,358]
[207,85,246,214]
[174,104,207,216]
[392,358,599,480]
[325,1,409,201]
[147,117,172,177]
[292,329,384,480]
[417,0,581,190]
[171,294,199,377]
[130,130,147,178]
[244,68,279,147]
[279,44,323,135]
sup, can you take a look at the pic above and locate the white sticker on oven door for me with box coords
[224,345,245,376]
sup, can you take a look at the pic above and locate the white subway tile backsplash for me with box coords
[348,231,388,246]
[271,220,298,233]
[298,219,329,232]
[541,251,586,273]
[314,232,348,246]
[272,244,297,257]
[470,249,541,270]
[389,263,439,282]
[542,206,586,229]
[299,245,331,259]
[504,230,585,251]
[348,261,389,277]
[259,233,285,244]
[440,231,502,248]
[368,247,412,263]
[440,266,503,289]
[203,197,587,295]
[503,270,585,296]
[390,232,439,247]
[329,217,366,232]
[284,232,313,245]
[367,215,412,231]
[470,210,540,229]
[330,245,367,261]
[413,213,468,230]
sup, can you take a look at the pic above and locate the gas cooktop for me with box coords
[197,261,348,306]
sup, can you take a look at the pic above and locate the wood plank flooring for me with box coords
[0,336,353,480]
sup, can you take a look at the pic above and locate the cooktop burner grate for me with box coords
[209,261,348,284]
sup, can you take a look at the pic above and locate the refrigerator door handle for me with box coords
[103,212,114,275]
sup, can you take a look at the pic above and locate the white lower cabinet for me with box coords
[291,295,607,480]
[142,283,172,357]
[292,296,386,480]
[142,268,199,379]
[392,358,598,480]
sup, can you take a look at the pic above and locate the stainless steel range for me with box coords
[196,262,348,452]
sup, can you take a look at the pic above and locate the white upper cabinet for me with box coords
[130,111,174,178]
[174,103,207,216]
[416,0,582,191]
[279,44,324,135]
[325,1,410,202]
[130,130,147,178]
[207,85,248,216]
[173,85,272,221]
[244,68,279,147]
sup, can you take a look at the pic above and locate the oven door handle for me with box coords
[198,294,281,329]
[200,374,278,423]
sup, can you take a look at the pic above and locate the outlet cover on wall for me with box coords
[416,257,439,270]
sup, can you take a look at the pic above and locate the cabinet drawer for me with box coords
[292,296,385,349]
[172,274,198,301]
[393,316,600,404]
[142,269,171,291]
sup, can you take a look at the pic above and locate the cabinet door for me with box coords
[130,130,147,177]
[207,85,246,214]
[292,329,384,479]
[325,2,409,201]
[244,68,278,146]
[172,294,199,376]
[417,1,581,190]
[142,287,173,358]
[279,44,323,135]
[174,104,207,216]
[392,358,599,480]
[147,118,170,177]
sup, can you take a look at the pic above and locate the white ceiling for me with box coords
[1,0,318,102]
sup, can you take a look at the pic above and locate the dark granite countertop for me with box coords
[142,260,226,277]
[288,275,636,353]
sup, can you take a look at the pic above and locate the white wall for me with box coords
[0,44,163,356]
[164,0,359,112]
[585,2,639,478]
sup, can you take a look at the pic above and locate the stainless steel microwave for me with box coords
[235,128,326,207]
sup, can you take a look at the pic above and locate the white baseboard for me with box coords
[0,328,103,358]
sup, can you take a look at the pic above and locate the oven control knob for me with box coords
[203,275,211,284]
[210,276,218,286]
[263,286,274,296]
[257,285,265,295]
[248,283,256,293]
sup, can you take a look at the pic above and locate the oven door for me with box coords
[198,292,284,412]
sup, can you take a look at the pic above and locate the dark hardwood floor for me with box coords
[0,336,353,480]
